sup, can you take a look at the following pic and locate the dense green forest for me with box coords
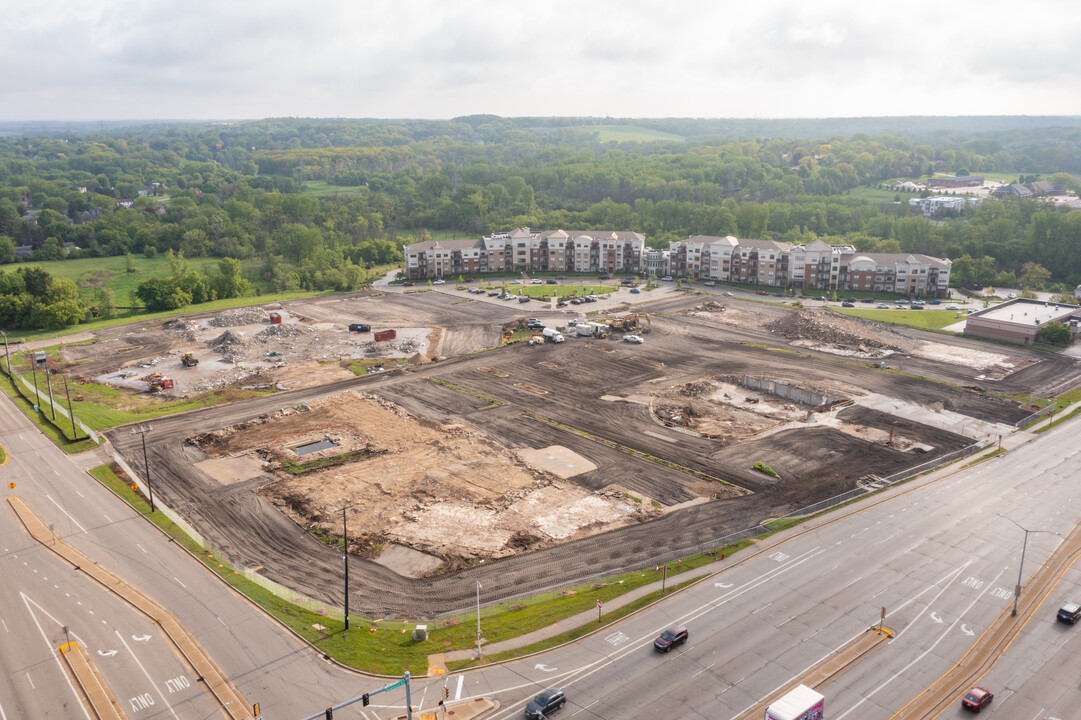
[2,116,1081,331]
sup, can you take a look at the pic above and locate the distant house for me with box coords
[928,175,984,188]
[74,208,103,224]
[14,242,80,259]
[908,196,976,218]
[115,198,135,209]
[892,181,922,192]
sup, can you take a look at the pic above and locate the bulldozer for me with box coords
[181,352,199,367]
[143,373,174,392]
[605,313,652,334]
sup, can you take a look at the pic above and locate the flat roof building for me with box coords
[964,298,1081,345]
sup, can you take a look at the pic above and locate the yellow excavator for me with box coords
[605,313,651,334]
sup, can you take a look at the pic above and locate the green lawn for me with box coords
[480,283,612,299]
[831,307,964,332]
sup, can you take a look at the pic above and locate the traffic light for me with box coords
[443,687,449,701]
[252,703,260,718]
[325,708,333,719]
[362,693,370,707]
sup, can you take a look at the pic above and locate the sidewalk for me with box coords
[437,405,1074,667]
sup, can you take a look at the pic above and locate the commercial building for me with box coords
[928,175,984,188]
[403,228,646,279]
[964,299,1081,345]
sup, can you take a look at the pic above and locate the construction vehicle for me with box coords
[585,321,609,339]
[605,313,651,334]
[143,373,174,392]
[181,352,199,367]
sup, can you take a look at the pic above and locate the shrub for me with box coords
[753,462,779,477]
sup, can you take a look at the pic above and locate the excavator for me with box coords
[605,313,651,334]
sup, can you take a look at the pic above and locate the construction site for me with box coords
[87,287,1081,617]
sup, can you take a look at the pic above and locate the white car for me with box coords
[531,279,544,285]
[510,280,521,284]
[433,279,446,285]
[623,335,644,344]
[661,275,673,281]
[704,281,716,286]
[946,304,960,310]
[876,303,890,309]
[722,291,735,296]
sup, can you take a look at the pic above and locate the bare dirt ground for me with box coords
[101,290,1081,616]
[190,392,652,565]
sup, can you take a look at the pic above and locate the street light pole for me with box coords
[131,425,155,512]
[198,700,232,720]
[341,504,353,630]
[475,580,483,659]
[998,513,1060,616]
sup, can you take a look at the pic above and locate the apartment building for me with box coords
[404,228,646,279]
[665,236,952,297]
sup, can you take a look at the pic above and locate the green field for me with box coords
[479,283,613,299]
[1,254,269,303]
[831,307,965,332]
[301,181,372,196]
[536,125,686,143]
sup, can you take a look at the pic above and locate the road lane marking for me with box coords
[174,576,186,588]
[0,698,7,720]
[102,513,111,523]
[1,618,7,632]
[116,630,181,719]
[25,672,34,689]
[46,494,86,533]
[890,560,973,643]
[21,593,92,720]
[570,700,599,716]
[836,566,1005,720]
[454,674,463,700]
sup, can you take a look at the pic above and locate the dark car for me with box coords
[860,297,875,303]
[755,290,769,295]
[527,318,544,329]
[525,689,566,719]
[844,297,856,303]
[403,282,414,287]
[1058,601,1081,624]
[909,303,924,310]
[773,292,785,297]
[518,296,531,303]
[547,279,558,284]
[961,686,993,712]
[812,296,825,301]
[841,302,855,308]
[598,274,610,280]
[653,625,689,652]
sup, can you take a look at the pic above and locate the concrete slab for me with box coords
[517,445,597,479]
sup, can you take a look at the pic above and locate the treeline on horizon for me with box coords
[1,115,1081,330]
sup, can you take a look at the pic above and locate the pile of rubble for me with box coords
[162,318,199,342]
[764,310,908,352]
[255,323,313,341]
[209,307,267,327]
[693,300,726,313]
[210,330,247,362]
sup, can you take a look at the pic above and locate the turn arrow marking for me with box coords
[534,663,557,672]
[97,649,117,657]
[131,634,151,642]
[930,611,944,624]
[960,624,975,636]
[714,583,733,588]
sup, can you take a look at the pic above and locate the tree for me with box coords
[1037,322,1072,346]
[1019,261,1051,290]
[125,252,137,273]
[94,287,117,319]
[0,235,16,265]
[136,277,192,312]
[212,257,251,299]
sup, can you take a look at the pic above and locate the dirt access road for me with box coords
[104,293,1078,618]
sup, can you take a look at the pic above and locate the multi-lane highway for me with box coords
[3,378,1081,719]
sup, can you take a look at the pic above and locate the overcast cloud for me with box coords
[4,0,1079,121]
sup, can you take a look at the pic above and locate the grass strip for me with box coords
[428,377,504,407]
[530,413,744,493]
[279,449,374,475]
[0,374,97,453]
[961,447,1007,466]
[1035,406,1081,434]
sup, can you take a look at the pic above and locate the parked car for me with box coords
[510,280,521,284]
[722,291,735,296]
[1057,601,1081,624]
[556,300,568,307]
[661,275,673,281]
[488,290,500,296]
[841,302,855,308]
[844,297,856,303]
[894,299,908,305]
[518,296,531,303]
[623,335,644,344]
[403,282,414,287]
[547,279,558,284]
[961,687,993,712]
[704,281,716,286]
[773,292,785,297]
[909,303,924,310]
[598,274,610,280]
[928,299,941,305]
[946,304,959,310]
[556,275,567,280]
[570,298,582,305]
[911,300,925,306]
[527,318,544,329]
[653,625,688,652]
[525,689,566,720]
[812,296,825,301]
[755,290,769,295]
[629,287,641,294]
[1007,292,1017,299]
[860,297,875,303]
[876,303,890,309]
[433,279,446,285]
[531,279,543,285]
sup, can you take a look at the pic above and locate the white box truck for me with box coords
[765,685,823,720]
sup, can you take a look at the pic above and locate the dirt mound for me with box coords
[210,307,267,327]
[163,318,198,342]
[693,300,726,312]
[255,323,313,340]
[765,310,905,351]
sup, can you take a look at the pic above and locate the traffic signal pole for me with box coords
[301,672,413,720]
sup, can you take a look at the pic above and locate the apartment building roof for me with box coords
[844,252,951,269]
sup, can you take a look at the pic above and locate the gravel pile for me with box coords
[210,307,267,327]
[255,323,313,341]
[163,319,198,342]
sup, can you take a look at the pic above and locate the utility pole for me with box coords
[29,352,40,408]
[63,375,77,439]
[47,369,56,420]
[131,425,155,511]
[475,580,483,659]
[997,513,1060,616]
[341,504,353,630]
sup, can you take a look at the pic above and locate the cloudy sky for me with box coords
[5,0,1080,121]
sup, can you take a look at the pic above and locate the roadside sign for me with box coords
[7,482,14,489]
[597,600,603,608]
